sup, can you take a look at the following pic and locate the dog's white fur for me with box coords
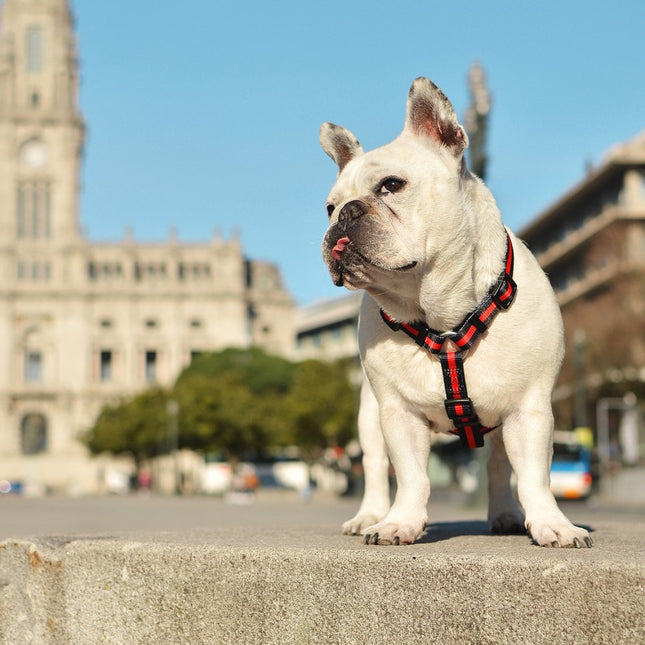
[319,78,592,547]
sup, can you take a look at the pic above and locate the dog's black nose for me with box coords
[338,200,367,228]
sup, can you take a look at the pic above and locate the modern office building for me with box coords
[295,292,361,362]
[0,0,294,492]
[519,130,645,438]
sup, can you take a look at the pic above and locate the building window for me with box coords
[24,350,43,382]
[20,413,48,455]
[26,27,44,73]
[17,260,51,281]
[88,262,123,281]
[144,319,158,329]
[134,262,167,281]
[178,262,211,281]
[189,318,203,329]
[145,350,157,383]
[17,181,51,239]
[99,350,113,382]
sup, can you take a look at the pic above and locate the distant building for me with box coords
[519,131,645,436]
[0,0,293,492]
[295,292,361,363]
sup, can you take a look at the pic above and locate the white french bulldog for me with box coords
[319,77,592,548]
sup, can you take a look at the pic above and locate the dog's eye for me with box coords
[378,177,406,195]
[326,204,335,218]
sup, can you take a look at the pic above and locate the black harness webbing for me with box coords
[380,232,517,449]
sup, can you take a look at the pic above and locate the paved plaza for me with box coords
[1,489,641,540]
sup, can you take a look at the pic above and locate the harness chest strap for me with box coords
[379,232,517,449]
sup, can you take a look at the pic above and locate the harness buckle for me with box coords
[444,398,475,420]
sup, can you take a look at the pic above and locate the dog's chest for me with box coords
[363,340,501,431]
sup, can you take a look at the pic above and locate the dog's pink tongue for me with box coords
[332,237,350,261]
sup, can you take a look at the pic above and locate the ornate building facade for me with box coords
[0,0,293,492]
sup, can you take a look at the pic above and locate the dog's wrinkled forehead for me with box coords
[326,154,387,201]
[325,136,448,206]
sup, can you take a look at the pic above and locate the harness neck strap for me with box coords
[380,232,516,354]
[379,232,517,449]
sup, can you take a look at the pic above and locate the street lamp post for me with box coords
[595,393,638,495]
[573,329,588,429]
[166,399,180,494]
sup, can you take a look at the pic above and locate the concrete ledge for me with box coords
[1,521,643,644]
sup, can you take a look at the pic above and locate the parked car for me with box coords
[550,431,593,500]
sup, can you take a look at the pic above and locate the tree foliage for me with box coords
[83,387,170,465]
[84,348,358,461]
[286,359,358,453]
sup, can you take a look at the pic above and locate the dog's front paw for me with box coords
[342,513,386,536]
[361,520,426,546]
[527,518,593,548]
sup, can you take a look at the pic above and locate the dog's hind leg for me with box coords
[502,403,593,548]
[487,429,525,534]
[342,379,391,535]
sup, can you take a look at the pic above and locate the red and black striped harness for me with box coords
[380,232,517,449]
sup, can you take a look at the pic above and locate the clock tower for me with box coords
[0,0,295,494]
[0,0,85,251]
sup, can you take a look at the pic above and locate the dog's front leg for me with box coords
[502,406,592,548]
[361,404,430,545]
[342,380,391,535]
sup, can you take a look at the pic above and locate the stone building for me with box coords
[0,0,293,492]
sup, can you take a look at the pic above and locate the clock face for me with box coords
[21,140,48,169]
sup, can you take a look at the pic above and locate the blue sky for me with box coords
[72,1,645,305]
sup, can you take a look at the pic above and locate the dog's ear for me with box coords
[404,77,468,156]
[319,122,364,172]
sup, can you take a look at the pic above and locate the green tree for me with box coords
[180,347,295,394]
[84,348,360,466]
[173,348,297,458]
[83,387,170,468]
[285,359,358,454]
